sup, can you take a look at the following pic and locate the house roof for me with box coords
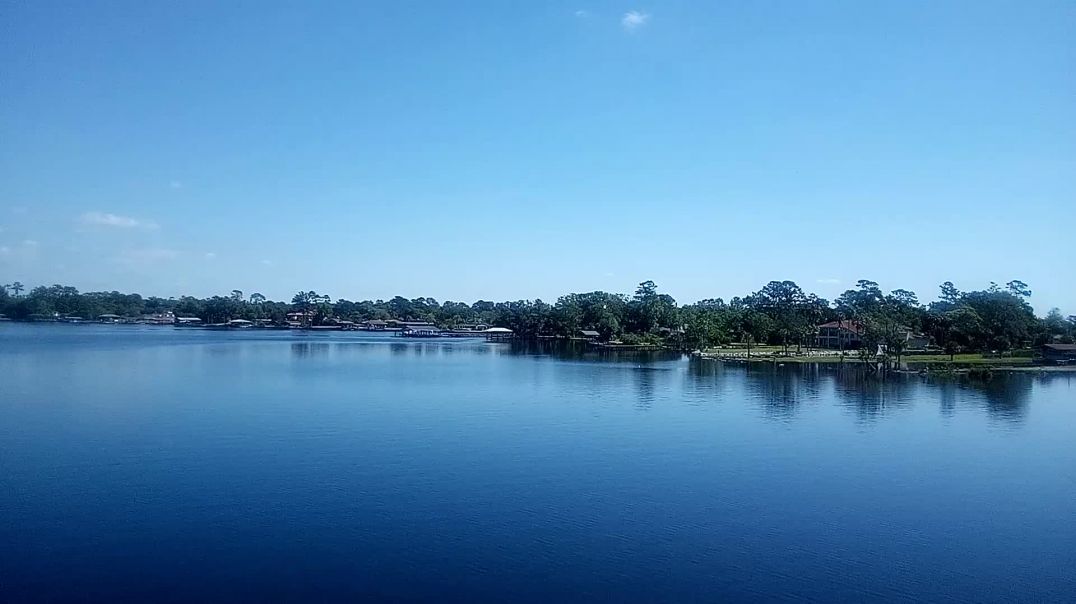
[818,320,864,334]
[363,319,387,325]
[580,330,601,337]
[483,327,512,333]
[1044,343,1076,351]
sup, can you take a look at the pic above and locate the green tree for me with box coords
[939,281,962,305]
[1006,280,1032,298]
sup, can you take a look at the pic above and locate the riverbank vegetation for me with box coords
[2,279,1073,359]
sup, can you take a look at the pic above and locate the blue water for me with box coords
[1,324,1073,602]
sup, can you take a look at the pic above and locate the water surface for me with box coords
[1,325,1073,602]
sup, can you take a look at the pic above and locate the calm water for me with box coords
[1,325,1073,602]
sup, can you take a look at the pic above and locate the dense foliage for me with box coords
[2,279,1073,353]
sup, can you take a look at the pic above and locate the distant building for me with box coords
[814,320,863,349]
[580,330,601,341]
[140,312,175,325]
[386,319,435,329]
[904,332,931,350]
[1042,344,1076,364]
[361,319,388,330]
[400,324,442,337]
[451,323,489,332]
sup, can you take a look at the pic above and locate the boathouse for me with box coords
[1042,343,1076,364]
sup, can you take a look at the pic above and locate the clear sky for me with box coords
[1,1,1073,313]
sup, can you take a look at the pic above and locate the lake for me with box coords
[1,324,1073,602]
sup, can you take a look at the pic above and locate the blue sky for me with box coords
[1,1,1073,312]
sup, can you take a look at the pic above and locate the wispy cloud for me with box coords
[816,278,841,285]
[621,10,649,32]
[81,211,159,230]
[0,246,10,254]
[204,252,217,260]
[261,259,273,266]
[170,180,183,189]
[22,239,38,247]
[575,9,589,18]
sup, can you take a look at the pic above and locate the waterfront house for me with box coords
[580,330,601,341]
[176,316,202,325]
[814,320,863,349]
[386,319,435,330]
[452,323,490,332]
[140,312,175,325]
[904,332,931,350]
[361,319,388,330]
[1042,343,1076,364]
[400,324,442,337]
[482,327,514,341]
[97,313,123,324]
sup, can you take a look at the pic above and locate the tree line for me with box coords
[2,279,1074,354]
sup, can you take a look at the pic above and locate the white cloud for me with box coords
[621,10,649,32]
[204,252,217,260]
[575,10,589,18]
[170,180,183,189]
[22,239,38,247]
[816,278,841,285]
[81,211,159,230]
[261,259,273,266]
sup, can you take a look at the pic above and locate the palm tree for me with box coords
[10,281,24,297]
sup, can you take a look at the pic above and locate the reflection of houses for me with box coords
[814,320,863,349]
[1042,344,1076,364]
